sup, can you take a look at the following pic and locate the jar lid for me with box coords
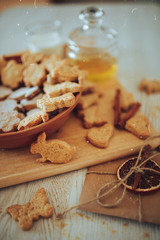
[68,6,117,50]
[79,6,105,23]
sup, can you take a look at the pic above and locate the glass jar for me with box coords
[65,6,118,83]
[25,20,63,56]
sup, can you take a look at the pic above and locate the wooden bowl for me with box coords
[0,93,80,149]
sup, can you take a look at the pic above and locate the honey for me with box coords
[68,54,117,83]
[66,6,118,83]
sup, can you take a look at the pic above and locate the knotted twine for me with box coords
[56,135,160,221]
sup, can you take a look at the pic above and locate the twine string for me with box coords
[87,171,116,175]
[138,194,142,222]
[97,180,127,208]
[56,135,160,220]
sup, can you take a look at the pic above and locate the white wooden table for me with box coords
[0,2,160,240]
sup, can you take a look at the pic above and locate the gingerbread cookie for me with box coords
[42,54,62,72]
[21,51,44,66]
[21,93,43,111]
[77,70,88,86]
[27,108,40,116]
[81,80,96,95]
[18,111,43,130]
[0,86,12,100]
[120,88,135,111]
[1,60,24,89]
[48,60,80,83]
[94,98,109,126]
[0,55,7,74]
[0,99,22,112]
[77,92,99,110]
[9,86,39,101]
[87,123,114,148]
[125,114,151,139]
[37,92,75,112]
[139,78,160,94]
[77,97,108,128]
[25,86,40,99]
[6,188,53,230]
[23,63,46,87]
[77,105,98,128]
[40,110,50,122]
[30,132,76,163]
[0,111,22,133]
[43,81,82,98]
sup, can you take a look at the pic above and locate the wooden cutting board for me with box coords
[0,84,159,188]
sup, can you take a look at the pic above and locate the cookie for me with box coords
[37,92,75,112]
[27,108,40,116]
[0,86,12,100]
[81,80,96,95]
[77,97,108,128]
[120,88,135,111]
[43,81,82,98]
[19,112,25,120]
[87,123,114,148]
[6,188,53,231]
[21,93,43,111]
[8,86,40,101]
[1,60,24,89]
[42,54,62,72]
[40,110,50,122]
[77,92,99,110]
[94,98,108,126]
[0,110,22,133]
[21,51,44,67]
[0,99,21,112]
[77,70,88,86]
[23,63,46,87]
[48,60,80,83]
[139,78,160,94]
[17,111,43,130]
[77,105,97,128]
[125,114,151,139]
[25,86,40,100]
[0,55,7,74]
[46,73,57,85]
[30,132,76,163]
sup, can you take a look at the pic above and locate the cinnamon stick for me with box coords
[132,145,152,191]
[114,89,121,126]
[118,102,141,128]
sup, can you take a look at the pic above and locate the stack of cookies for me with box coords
[0,51,87,133]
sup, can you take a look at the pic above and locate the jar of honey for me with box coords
[65,6,118,83]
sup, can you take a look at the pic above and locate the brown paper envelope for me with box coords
[78,156,160,224]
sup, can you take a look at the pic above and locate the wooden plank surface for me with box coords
[0,84,159,188]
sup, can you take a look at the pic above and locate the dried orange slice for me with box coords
[117,157,160,193]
